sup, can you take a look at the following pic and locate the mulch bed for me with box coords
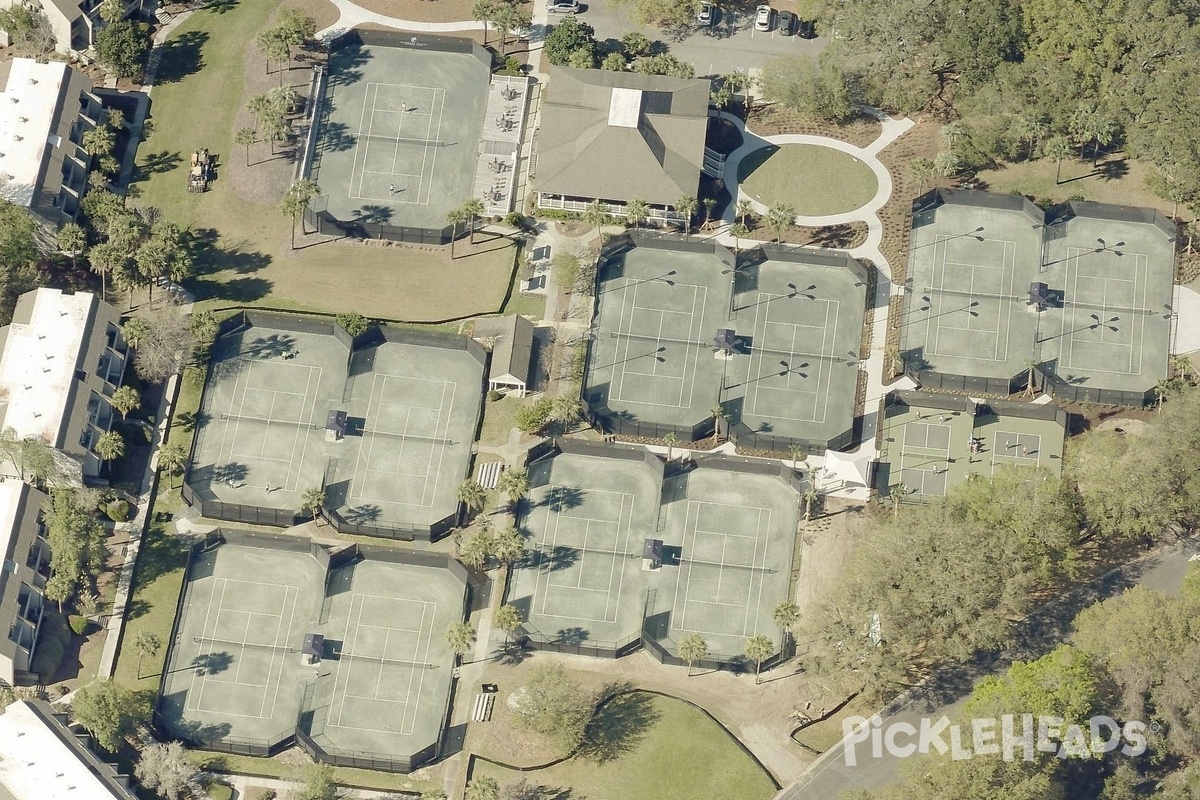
[746,105,882,149]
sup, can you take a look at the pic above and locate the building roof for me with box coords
[0,701,135,799]
[0,482,47,676]
[474,315,534,385]
[0,289,95,448]
[0,59,70,208]
[537,67,709,207]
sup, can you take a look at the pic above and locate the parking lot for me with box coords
[559,0,827,77]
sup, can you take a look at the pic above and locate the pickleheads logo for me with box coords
[840,714,1150,766]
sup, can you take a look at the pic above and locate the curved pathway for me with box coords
[317,0,487,39]
[710,109,918,481]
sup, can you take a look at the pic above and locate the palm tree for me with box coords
[909,158,936,195]
[446,207,466,258]
[702,197,717,230]
[1155,378,1174,411]
[98,0,124,24]
[94,431,125,464]
[87,242,126,303]
[711,404,730,441]
[891,482,910,519]
[1043,135,1074,184]
[625,198,649,230]
[281,179,320,249]
[300,486,325,524]
[729,221,751,253]
[133,630,162,679]
[744,634,774,684]
[583,199,607,242]
[120,317,150,350]
[57,223,86,270]
[157,441,188,488]
[1022,358,1039,398]
[550,393,581,426]
[81,125,115,159]
[735,197,753,225]
[765,203,795,243]
[494,604,523,645]
[235,127,256,167]
[675,194,698,236]
[461,198,486,244]
[456,479,487,513]
[933,151,960,180]
[459,530,493,569]
[491,526,524,566]
[110,385,140,419]
[445,621,477,659]
[884,345,902,377]
[677,633,708,676]
[471,0,498,45]
[803,486,821,521]
[772,601,799,651]
[496,467,530,507]
[663,431,678,461]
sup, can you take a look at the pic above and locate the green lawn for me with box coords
[472,692,778,800]
[134,0,516,320]
[738,144,878,217]
[186,752,441,794]
[478,394,528,447]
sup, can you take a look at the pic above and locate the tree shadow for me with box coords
[175,409,211,433]
[351,204,393,225]
[318,120,355,152]
[200,0,240,13]
[213,462,250,483]
[243,333,296,358]
[343,504,381,524]
[185,229,273,276]
[133,150,183,180]
[188,276,273,303]
[155,30,208,84]
[576,690,660,763]
[327,43,372,86]
[492,640,531,666]
[546,486,584,511]
[554,626,588,646]
[190,651,233,676]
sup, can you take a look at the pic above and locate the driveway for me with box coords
[574,0,827,77]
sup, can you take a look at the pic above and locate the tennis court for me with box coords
[584,242,866,447]
[188,321,482,532]
[508,452,661,648]
[876,393,1066,502]
[311,38,489,230]
[508,446,799,661]
[157,538,465,762]
[904,193,1174,398]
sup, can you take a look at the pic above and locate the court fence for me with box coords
[304,29,491,245]
[583,232,869,452]
[182,310,486,541]
[885,389,1070,426]
[153,528,468,773]
[901,360,1156,407]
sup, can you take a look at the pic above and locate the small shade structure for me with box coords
[642,538,663,571]
[713,328,740,355]
[1028,281,1057,310]
[302,633,324,665]
[820,449,873,492]
[475,315,535,397]
[325,410,347,443]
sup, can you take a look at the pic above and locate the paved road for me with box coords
[779,541,1200,800]
[564,0,827,77]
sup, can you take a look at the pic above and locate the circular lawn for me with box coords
[737,143,878,217]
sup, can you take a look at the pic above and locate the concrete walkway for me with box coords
[317,0,487,40]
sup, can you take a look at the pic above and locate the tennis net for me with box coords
[534,544,637,560]
[361,429,454,446]
[355,133,446,148]
[336,652,439,670]
[194,635,296,654]
[221,413,318,429]
[610,330,850,363]
[680,558,776,575]
[922,286,1154,316]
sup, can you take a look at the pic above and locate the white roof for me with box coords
[821,449,872,488]
[0,289,94,446]
[0,701,126,799]
[0,59,69,208]
[0,483,24,565]
[607,87,642,128]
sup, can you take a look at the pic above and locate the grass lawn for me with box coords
[134,0,515,320]
[975,155,1187,220]
[738,144,878,217]
[472,692,777,800]
[478,394,529,446]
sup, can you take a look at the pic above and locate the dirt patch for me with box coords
[747,105,883,150]
[285,0,341,32]
[351,0,483,22]
[739,211,869,249]
[554,219,592,237]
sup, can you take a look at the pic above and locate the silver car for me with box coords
[754,4,774,31]
[546,0,580,13]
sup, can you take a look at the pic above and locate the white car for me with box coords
[754,4,773,31]
[696,2,715,25]
[546,0,580,13]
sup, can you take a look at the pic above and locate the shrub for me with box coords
[207,782,233,800]
[248,790,277,800]
[106,500,130,522]
[31,639,65,680]
[487,389,503,402]
[68,615,89,635]
[335,312,372,336]
[498,56,522,75]
[515,396,553,433]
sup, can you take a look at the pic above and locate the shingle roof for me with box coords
[537,67,709,207]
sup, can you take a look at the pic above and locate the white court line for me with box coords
[675,502,773,636]
[333,594,366,729]
[421,88,446,206]
[422,379,454,508]
[187,576,223,713]
[538,487,632,624]
[347,82,375,199]
[1063,252,1149,374]
[747,296,837,423]
[259,585,296,719]
[608,281,706,408]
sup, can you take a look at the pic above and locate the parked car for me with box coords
[798,18,817,38]
[546,0,580,13]
[754,4,773,31]
[696,2,715,26]
[778,9,797,35]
